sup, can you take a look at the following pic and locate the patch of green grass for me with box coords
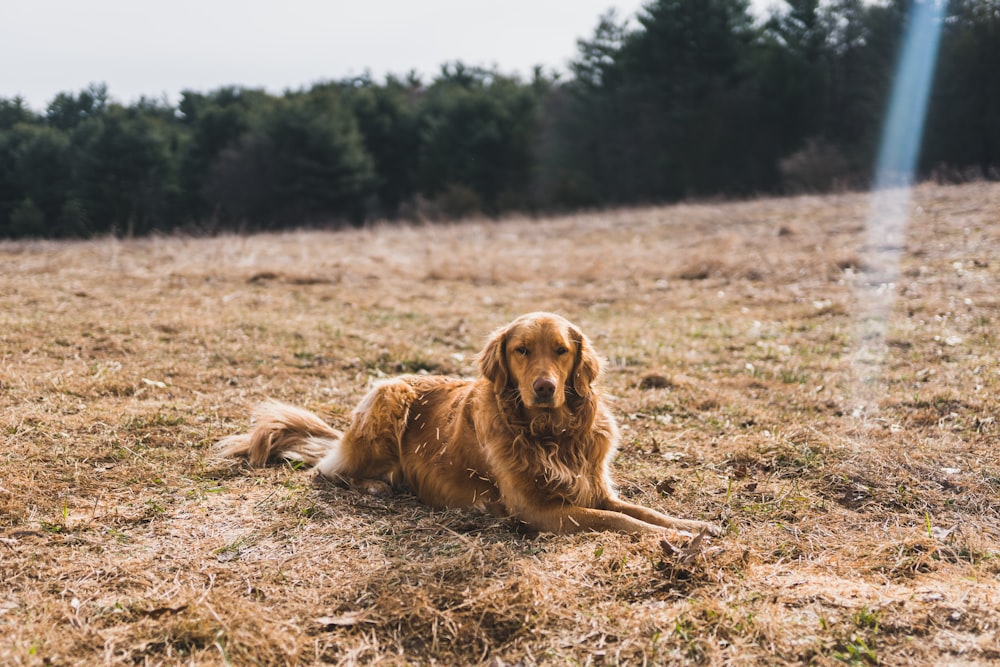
[123,411,186,431]
[852,606,881,633]
[832,635,879,666]
[779,366,810,384]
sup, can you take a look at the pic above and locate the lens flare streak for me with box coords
[853,0,947,416]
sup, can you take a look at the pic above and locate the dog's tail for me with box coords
[216,401,342,467]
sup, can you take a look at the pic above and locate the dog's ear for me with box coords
[570,325,600,399]
[478,325,510,393]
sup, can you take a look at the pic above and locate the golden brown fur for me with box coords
[218,312,719,535]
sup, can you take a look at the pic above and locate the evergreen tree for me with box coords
[923,0,1000,176]
[0,96,37,130]
[338,74,423,219]
[67,104,180,235]
[0,124,73,236]
[45,83,109,131]
[417,63,540,216]
[206,89,375,226]
[176,87,268,224]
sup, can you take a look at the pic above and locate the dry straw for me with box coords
[1,182,998,665]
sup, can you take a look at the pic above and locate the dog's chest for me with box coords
[516,436,601,505]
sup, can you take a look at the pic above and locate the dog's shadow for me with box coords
[308,472,518,539]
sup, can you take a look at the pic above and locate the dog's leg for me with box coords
[314,379,416,496]
[515,499,722,536]
[600,497,722,536]
[517,505,675,535]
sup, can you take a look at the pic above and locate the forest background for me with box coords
[1,0,997,238]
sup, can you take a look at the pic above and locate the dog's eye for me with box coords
[556,346,569,356]
[515,345,530,356]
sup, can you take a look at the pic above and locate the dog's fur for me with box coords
[218,312,718,535]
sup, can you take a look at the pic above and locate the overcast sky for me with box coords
[3,0,779,111]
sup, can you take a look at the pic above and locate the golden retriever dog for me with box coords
[218,312,719,536]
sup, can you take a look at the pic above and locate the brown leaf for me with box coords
[655,478,677,496]
[660,527,712,565]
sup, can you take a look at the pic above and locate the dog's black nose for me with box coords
[533,378,556,400]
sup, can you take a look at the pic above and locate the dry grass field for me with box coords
[1,182,998,666]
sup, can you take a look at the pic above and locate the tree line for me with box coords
[1,0,997,238]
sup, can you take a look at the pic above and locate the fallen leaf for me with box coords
[660,527,713,565]
[655,478,677,495]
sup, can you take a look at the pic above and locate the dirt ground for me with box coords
[1,181,998,665]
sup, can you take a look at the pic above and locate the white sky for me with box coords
[3,0,779,111]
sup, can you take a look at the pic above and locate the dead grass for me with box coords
[1,181,999,665]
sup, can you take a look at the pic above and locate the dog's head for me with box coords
[479,312,600,411]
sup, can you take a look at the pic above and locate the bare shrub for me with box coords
[779,138,853,193]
